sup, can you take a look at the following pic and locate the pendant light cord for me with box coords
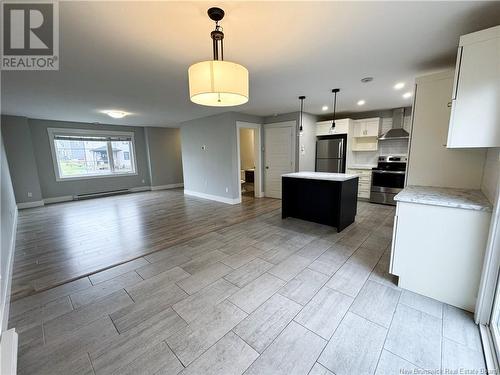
[299,96,306,134]
[331,88,340,129]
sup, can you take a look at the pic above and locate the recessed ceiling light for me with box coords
[322,105,329,111]
[101,110,130,119]
[361,77,373,83]
[357,100,366,106]
[394,82,405,90]
[402,92,412,99]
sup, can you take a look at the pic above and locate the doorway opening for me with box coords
[236,122,262,202]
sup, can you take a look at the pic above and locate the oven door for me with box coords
[371,170,406,189]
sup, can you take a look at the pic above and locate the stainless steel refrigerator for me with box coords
[315,137,346,173]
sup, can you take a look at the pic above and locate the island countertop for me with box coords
[281,172,359,182]
[394,185,492,212]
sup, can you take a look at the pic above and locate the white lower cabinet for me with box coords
[347,168,372,199]
[390,201,491,312]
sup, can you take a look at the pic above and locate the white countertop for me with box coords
[282,172,359,182]
[394,185,492,212]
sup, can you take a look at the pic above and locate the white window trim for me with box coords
[47,127,138,181]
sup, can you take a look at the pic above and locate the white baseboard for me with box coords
[1,208,17,333]
[184,189,240,205]
[151,183,184,191]
[480,324,499,373]
[43,195,74,205]
[129,186,151,193]
[0,328,18,375]
[24,186,185,207]
[16,200,44,209]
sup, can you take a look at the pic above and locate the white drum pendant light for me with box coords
[188,7,249,107]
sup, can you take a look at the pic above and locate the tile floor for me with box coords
[10,202,486,375]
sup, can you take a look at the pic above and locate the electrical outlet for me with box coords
[225,187,229,193]
[27,192,32,198]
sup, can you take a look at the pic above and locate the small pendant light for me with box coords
[331,88,340,132]
[298,95,306,137]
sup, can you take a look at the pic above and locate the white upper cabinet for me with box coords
[447,26,500,148]
[353,118,380,137]
[407,70,486,188]
[316,118,350,136]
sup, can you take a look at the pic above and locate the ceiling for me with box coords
[2,1,500,127]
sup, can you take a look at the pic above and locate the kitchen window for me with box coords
[48,128,137,180]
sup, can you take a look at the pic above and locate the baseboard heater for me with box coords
[74,189,130,200]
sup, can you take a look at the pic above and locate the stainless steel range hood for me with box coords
[378,108,410,140]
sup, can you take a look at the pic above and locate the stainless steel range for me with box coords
[370,155,407,206]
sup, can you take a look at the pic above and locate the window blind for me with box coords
[53,134,133,142]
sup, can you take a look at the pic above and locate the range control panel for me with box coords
[378,155,408,163]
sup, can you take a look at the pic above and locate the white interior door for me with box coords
[264,125,294,199]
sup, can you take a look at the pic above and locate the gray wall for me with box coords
[145,127,183,187]
[28,119,151,199]
[181,112,239,200]
[298,113,318,172]
[2,115,185,202]
[180,112,263,201]
[263,112,299,124]
[1,134,17,332]
[1,116,43,203]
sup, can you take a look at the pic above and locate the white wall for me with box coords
[406,71,486,189]
[1,135,17,333]
[481,148,500,204]
[239,128,255,171]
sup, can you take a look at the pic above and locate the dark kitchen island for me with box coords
[282,172,359,232]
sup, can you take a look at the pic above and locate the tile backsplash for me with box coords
[379,139,409,155]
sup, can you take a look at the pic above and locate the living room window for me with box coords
[48,128,137,180]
